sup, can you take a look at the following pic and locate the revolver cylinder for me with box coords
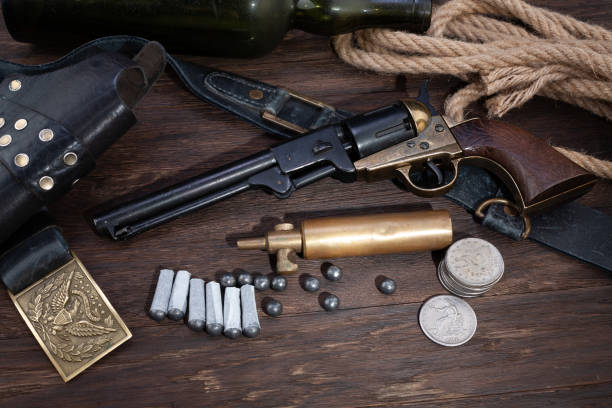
[237,210,452,274]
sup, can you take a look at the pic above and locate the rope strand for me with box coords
[333,0,612,179]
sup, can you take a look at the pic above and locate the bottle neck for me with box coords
[293,0,431,36]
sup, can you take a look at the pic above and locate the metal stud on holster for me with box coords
[237,210,453,274]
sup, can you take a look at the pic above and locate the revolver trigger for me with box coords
[395,166,413,187]
[426,160,444,186]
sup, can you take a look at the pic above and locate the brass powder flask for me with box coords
[237,210,453,274]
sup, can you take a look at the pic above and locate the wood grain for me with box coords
[452,119,597,208]
[0,1,611,407]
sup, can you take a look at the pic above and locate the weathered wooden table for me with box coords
[1,1,610,406]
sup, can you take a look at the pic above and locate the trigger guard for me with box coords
[395,159,460,198]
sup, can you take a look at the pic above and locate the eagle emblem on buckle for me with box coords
[9,255,131,382]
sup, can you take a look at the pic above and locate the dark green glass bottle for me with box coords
[1,0,431,57]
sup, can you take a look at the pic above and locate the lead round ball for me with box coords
[188,319,205,332]
[322,294,340,311]
[254,274,270,291]
[243,326,261,338]
[264,299,283,317]
[225,328,242,339]
[271,275,287,291]
[237,271,253,286]
[149,309,166,322]
[378,277,397,295]
[207,323,223,336]
[322,263,343,281]
[302,276,320,292]
[219,272,236,288]
[167,308,184,321]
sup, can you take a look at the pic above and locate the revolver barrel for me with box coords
[90,101,417,240]
[91,150,277,239]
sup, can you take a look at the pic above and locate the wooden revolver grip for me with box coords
[451,119,598,214]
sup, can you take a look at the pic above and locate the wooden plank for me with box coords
[369,383,612,408]
[1,286,611,406]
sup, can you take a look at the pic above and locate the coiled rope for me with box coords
[333,0,612,179]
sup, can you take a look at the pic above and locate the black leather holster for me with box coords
[0,41,166,292]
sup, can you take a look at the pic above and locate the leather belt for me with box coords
[2,36,610,272]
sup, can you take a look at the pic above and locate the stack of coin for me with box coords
[437,238,504,297]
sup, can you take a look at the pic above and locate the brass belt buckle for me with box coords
[8,253,131,382]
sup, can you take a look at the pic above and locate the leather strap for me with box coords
[1,36,609,272]
[0,212,72,293]
[1,36,353,140]
[171,59,354,137]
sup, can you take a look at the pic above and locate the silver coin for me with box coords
[445,238,504,288]
[419,295,477,347]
